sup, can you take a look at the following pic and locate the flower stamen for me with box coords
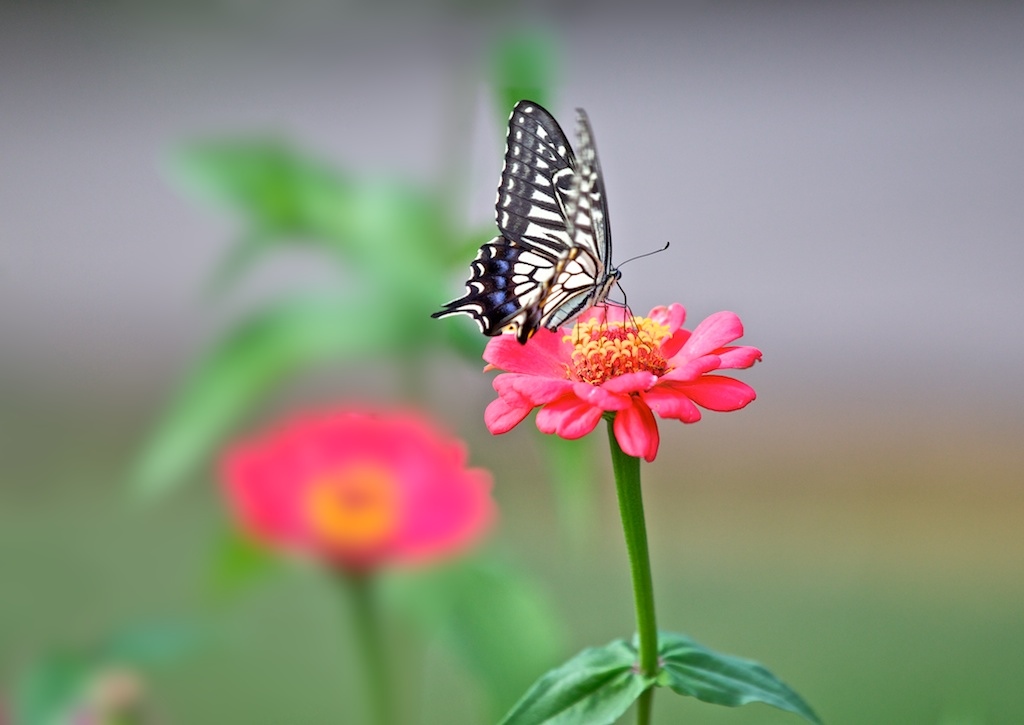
[565,316,670,385]
[305,462,400,551]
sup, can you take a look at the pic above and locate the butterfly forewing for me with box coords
[538,108,616,330]
[496,103,577,258]
[573,108,613,270]
[433,100,620,343]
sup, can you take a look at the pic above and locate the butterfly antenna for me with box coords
[608,242,669,333]
[617,241,670,269]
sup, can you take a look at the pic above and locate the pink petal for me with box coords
[495,373,574,405]
[648,303,686,333]
[681,376,757,411]
[715,345,763,369]
[483,327,571,377]
[221,442,315,546]
[641,384,703,423]
[572,381,633,411]
[484,395,532,434]
[398,468,497,564]
[662,355,721,382]
[220,408,498,572]
[613,398,660,462]
[536,395,604,439]
[679,311,745,360]
[659,328,691,359]
[601,371,659,395]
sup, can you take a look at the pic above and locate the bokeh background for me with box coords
[2,2,1022,723]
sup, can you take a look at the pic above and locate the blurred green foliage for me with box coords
[491,31,558,125]
[13,623,200,725]
[386,556,563,723]
[135,142,487,498]
[122,30,588,725]
[132,31,581,501]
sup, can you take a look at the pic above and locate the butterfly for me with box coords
[432,100,620,344]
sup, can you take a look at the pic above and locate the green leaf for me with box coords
[491,31,558,121]
[168,138,352,239]
[170,140,455,290]
[387,556,563,722]
[168,138,353,298]
[498,638,655,725]
[657,631,822,724]
[335,179,453,290]
[202,227,276,300]
[131,295,398,499]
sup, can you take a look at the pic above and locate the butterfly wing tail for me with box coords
[432,237,547,342]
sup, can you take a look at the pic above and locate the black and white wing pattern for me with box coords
[432,100,620,344]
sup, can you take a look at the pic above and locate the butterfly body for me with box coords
[433,101,619,344]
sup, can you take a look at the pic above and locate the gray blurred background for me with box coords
[3,3,1022,411]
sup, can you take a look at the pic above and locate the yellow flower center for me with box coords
[304,462,400,551]
[566,315,671,385]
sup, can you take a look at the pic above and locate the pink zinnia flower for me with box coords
[483,304,762,462]
[221,408,496,572]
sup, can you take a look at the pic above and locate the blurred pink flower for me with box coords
[484,304,762,462]
[221,408,496,572]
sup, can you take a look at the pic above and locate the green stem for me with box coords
[606,419,660,725]
[346,573,394,725]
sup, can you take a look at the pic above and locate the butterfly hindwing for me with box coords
[431,236,559,342]
[434,100,620,343]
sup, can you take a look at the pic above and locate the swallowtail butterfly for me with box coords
[432,100,620,344]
